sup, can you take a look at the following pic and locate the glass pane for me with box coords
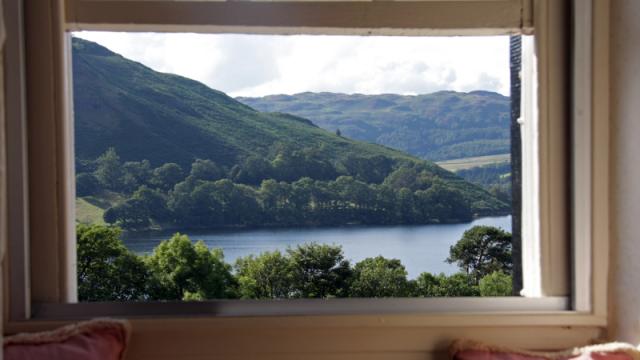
[72,32,518,301]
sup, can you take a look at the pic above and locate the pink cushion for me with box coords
[451,340,640,360]
[4,319,130,360]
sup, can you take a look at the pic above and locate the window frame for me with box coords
[4,0,612,354]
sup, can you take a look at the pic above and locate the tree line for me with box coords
[456,162,512,204]
[78,224,514,301]
[77,148,497,230]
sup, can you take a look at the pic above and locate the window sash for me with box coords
[64,0,533,35]
[5,0,604,326]
[33,297,569,320]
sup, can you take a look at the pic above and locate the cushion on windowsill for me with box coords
[4,318,131,360]
[451,339,640,360]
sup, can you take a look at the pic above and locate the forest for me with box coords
[77,146,509,230]
[78,223,513,301]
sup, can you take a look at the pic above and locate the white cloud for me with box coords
[72,32,510,97]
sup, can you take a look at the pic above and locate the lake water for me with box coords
[123,215,512,279]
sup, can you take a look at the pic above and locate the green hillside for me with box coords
[73,39,414,169]
[72,37,509,229]
[237,91,510,161]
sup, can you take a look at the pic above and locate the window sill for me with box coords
[4,306,606,360]
[26,297,569,320]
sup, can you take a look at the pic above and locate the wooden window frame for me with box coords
[3,0,612,357]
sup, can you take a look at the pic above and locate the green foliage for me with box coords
[235,251,293,299]
[77,224,514,301]
[103,198,151,229]
[415,181,473,223]
[94,148,506,230]
[287,243,352,298]
[122,160,152,192]
[414,272,480,297]
[145,233,236,300]
[132,185,171,222]
[446,225,512,284]
[94,147,123,190]
[479,271,513,296]
[230,156,273,185]
[190,159,224,182]
[76,173,101,197]
[350,256,410,297]
[77,224,148,301]
[238,91,510,161]
[151,163,184,191]
[456,162,512,203]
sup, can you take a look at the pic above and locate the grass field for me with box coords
[75,191,125,224]
[76,198,106,225]
[436,153,511,172]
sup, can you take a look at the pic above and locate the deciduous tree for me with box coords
[288,243,352,298]
[350,256,410,297]
[446,225,512,284]
[235,251,293,299]
[77,224,148,301]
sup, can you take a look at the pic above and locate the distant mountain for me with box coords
[237,91,510,161]
[72,37,509,218]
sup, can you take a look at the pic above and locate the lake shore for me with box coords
[123,215,512,278]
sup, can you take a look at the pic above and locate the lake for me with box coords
[122,215,512,279]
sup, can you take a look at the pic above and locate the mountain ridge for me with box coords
[237,90,510,161]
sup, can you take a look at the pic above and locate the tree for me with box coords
[122,160,153,192]
[190,159,223,182]
[94,147,123,190]
[103,198,151,229]
[396,187,417,223]
[350,256,410,297]
[288,243,352,298]
[446,225,512,284]
[124,160,152,182]
[232,156,273,185]
[76,173,101,196]
[420,181,472,223]
[145,233,236,300]
[167,177,200,225]
[77,224,148,301]
[414,272,479,297]
[341,155,394,183]
[151,163,184,191]
[335,128,342,137]
[383,166,418,191]
[479,271,512,296]
[235,251,293,299]
[133,185,172,223]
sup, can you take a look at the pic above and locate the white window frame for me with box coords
[3,0,612,356]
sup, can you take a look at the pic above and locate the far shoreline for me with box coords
[120,213,513,238]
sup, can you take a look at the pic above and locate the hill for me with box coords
[72,37,509,229]
[73,39,414,169]
[237,91,510,161]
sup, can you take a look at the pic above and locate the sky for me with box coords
[72,32,510,98]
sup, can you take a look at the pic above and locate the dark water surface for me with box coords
[123,215,512,278]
